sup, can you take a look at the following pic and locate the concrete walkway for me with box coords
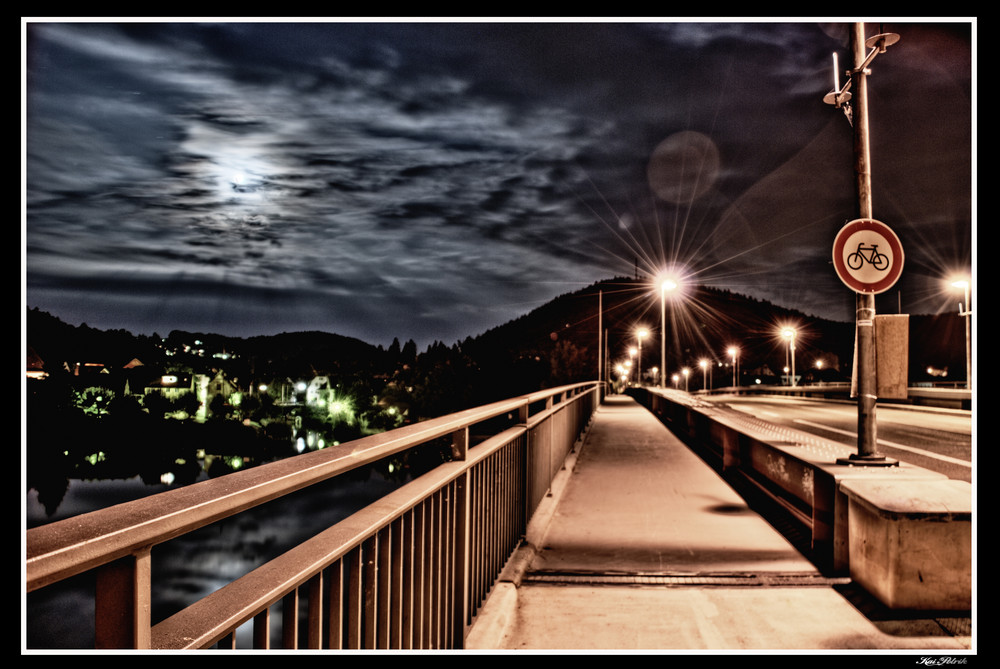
[465,394,972,652]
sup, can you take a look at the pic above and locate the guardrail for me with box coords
[26,382,602,649]
[629,386,971,610]
[698,383,971,410]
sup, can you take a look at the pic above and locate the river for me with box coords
[24,446,419,650]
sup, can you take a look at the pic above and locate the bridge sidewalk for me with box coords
[465,394,972,653]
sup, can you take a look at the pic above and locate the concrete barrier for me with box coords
[840,478,972,610]
[629,387,972,611]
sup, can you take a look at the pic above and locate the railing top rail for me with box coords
[151,424,526,649]
[26,381,600,592]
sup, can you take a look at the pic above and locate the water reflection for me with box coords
[25,422,452,649]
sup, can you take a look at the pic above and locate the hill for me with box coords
[25,278,968,392]
[465,277,966,389]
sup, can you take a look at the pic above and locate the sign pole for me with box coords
[851,23,880,461]
[826,24,901,466]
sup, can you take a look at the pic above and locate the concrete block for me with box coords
[840,478,971,610]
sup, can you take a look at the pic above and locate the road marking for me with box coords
[793,419,972,468]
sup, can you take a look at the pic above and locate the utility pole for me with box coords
[598,290,603,387]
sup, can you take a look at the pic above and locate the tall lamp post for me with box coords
[951,279,972,390]
[636,328,648,387]
[782,328,797,387]
[682,367,690,392]
[727,346,738,387]
[699,359,709,391]
[659,278,678,388]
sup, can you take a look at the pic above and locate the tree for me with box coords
[75,386,115,417]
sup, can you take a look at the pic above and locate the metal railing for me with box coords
[26,382,602,650]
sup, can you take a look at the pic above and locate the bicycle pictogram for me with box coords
[846,242,889,271]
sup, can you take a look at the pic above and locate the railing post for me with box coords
[94,548,152,649]
[451,427,469,461]
[451,471,470,648]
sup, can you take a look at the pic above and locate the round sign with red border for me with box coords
[832,218,904,294]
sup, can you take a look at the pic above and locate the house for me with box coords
[143,373,195,401]
[26,346,47,380]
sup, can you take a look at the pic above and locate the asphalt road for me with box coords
[701,395,973,483]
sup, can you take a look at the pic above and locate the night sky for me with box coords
[22,20,974,348]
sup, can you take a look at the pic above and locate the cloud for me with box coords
[24,21,973,346]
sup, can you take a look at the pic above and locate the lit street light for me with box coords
[782,328,797,387]
[682,367,690,392]
[659,277,678,388]
[699,358,709,391]
[951,278,972,390]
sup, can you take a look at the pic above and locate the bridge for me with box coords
[24,382,972,651]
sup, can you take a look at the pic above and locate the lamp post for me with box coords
[636,328,648,386]
[682,367,690,392]
[727,347,738,387]
[951,279,972,390]
[659,278,678,388]
[699,359,709,391]
[782,328,797,387]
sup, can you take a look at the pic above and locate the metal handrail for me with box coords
[25,381,602,649]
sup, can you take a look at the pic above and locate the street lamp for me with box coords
[659,277,678,388]
[682,367,690,392]
[727,346,738,387]
[782,328,797,387]
[699,358,709,391]
[636,328,649,386]
[951,279,972,390]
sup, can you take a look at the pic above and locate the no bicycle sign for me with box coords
[832,218,904,294]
